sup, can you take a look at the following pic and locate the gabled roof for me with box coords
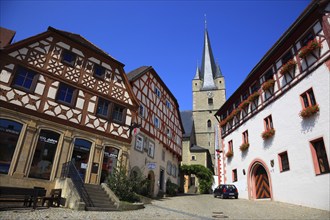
[190,144,208,152]
[48,26,124,67]
[180,110,193,138]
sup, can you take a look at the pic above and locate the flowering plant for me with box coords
[247,92,260,102]
[262,79,275,91]
[261,128,275,140]
[226,151,233,158]
[239,143,250,151]
[238,99,250,110]
[280,59,297,75]
[299,39,322,59]
[299,104,320,118]
[220,108,241,127]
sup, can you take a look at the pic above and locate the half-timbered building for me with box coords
[127,66,184,197]
[215,0,330,210]
[0,26,138,195]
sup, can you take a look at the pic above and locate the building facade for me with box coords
[127,66,183,197]
[215,1,330,210]
[0,27,138,192]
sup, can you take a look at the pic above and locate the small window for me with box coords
[207,120,212,128]
[166,128,171,138]
[12,66,39,93]
[208,98,213,105]
[112,105,125,123]
[278,151,290,172]
[139,105,145,118]
[264,115,273,130]
[232,169,238,182]
[162,150,165,161]
[56,83,77,106]
[155,87,161,98]
[148,141,155,158]
[191,155,196,161]
[281,51,293,65]
[167,161,172,175]
[61,50,76,67]
[166,100,171,109]
[301,88,316,108]
[263,68,274,82]
[93,64,106,79]
[301,31,314,47]
[135,135,144,152]
[154,116,160,129]
[96,98,111,119]
[250,81,260,93]
[310,138,330,175]
[243,130,249,144]
[228,140,233,154]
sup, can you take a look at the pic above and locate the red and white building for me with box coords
[215,1,330,210]
[127,66,184,197]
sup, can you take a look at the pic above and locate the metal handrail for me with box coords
[61,161,94,207]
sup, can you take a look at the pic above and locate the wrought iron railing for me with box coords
[61,161,94,207]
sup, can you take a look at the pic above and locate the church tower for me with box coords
[192,25,226,170]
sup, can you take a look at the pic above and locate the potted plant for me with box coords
[262,79,275,91]
[261,128,275,140]
[280,59,297,75]
[299,39,322,59]
[247,91,260,102]
[239,143,250,151]
[299,104,320,118]
[226,151,233,158]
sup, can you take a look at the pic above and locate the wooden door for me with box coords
[255,165,270,199]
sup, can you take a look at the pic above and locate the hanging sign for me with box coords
[132,127,140,136]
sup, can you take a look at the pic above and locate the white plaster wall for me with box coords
[224,63,329,210]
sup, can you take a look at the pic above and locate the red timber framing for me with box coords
[215,1,330,138]
[0,26,138,143]
[127,66,184,159]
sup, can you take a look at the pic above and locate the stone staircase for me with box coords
[84,184,118,211]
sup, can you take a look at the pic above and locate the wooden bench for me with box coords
[0,186,46,209]
[42,189,62,207]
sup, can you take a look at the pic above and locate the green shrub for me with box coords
[180,164,213,194]
[166,179,179,196]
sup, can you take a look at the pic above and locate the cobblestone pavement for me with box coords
[1,194,329,220]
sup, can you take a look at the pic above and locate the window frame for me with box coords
[135,134,144,152]
[61,49,76,67]
[112,104,126,124]
[242,130,249,144]
[55,82,78,107]
[301,31,315,47]
[207,120,212,128]
[264,115,274,130]
[300,88,317,109]
[208,98,213,105]
[11,66,39,93]
[154,116,160,129]
[154,86,161,98]
[228,140,233,155]
[139,104,145,118]
[147,141,155,158]
[232,169,238,182]
[96,97,112,119]
[278,151,290,172]
[93,64,106,80]
[310,138,330,175]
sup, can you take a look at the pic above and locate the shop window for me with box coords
[0,119,23,174]
[29,130,60,180]
[71,138,92,181]
[101,146,119,183]
[93,64,105,79]
[12,66,39,93]
[56,83,77,106]
[310,138,330,175]
[278,151,290,172]
[232,169,238,182]
[61,49,76,67]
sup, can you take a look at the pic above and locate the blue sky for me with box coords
[1,0,310,111]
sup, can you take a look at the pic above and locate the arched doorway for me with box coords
[249,160,272,200]
[147,171,155,196]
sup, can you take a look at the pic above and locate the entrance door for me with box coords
[148,171,155,196]
[101,147,119,183]
[71,138,91,182]
[254,165,270,199]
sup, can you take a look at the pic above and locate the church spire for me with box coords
[200,21,217,90]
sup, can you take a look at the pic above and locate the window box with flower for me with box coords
[262,79,275,91]
[299,104,320,118]
[299,39,322,59]
[239,143,249,151]
[238,99,250,110]
[247,92,260,103]
[226,151,233,158]
[280,59,297,76]
[261,128,275,140]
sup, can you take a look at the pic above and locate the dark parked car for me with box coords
[214,184,238,199]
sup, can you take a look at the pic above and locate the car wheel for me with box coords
[235,196,238,199]
[220,194,223,199]
[214,194,217,198]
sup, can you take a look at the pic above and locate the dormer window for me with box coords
[61,50,76,67]
[93,64,106,79]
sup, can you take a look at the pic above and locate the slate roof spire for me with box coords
[200,21,219,90]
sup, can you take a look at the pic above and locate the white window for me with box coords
[167,161,172,175]
[166,100,171,109]
[154,116,160,129]
[135,135,144,152]
[155,86,161,98]
[166,127,171,138]
[148,141,155,158]
[139,104,145,118]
